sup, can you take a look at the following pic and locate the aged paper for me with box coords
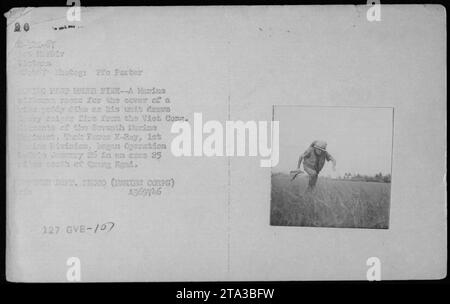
[6,5,446,282]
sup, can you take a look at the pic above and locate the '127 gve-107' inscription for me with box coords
[42,222,115,235]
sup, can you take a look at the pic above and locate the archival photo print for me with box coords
[271,106,394,229]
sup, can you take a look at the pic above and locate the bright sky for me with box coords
[273,106,393,177]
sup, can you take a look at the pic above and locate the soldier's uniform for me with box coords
[298,140,335,188]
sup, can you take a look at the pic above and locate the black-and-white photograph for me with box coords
[271,106,393,229]
[2,3,446,284]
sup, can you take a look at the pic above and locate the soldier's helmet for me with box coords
[312,140,327,151]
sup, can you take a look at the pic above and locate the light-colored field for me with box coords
[270,173,391,229]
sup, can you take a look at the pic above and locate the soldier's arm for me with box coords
[297,154,303,169]
[327,152,337,170]
[297,149,310,168]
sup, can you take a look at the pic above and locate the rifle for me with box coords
[290,169,304,181]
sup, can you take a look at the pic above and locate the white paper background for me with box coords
[6,5,446,281]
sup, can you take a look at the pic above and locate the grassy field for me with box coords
[270,173,391,229]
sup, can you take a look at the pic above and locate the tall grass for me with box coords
[270,173,390,229]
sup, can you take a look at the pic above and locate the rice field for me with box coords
[270,173,391,229]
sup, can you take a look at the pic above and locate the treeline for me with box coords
[336,172,391,183]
